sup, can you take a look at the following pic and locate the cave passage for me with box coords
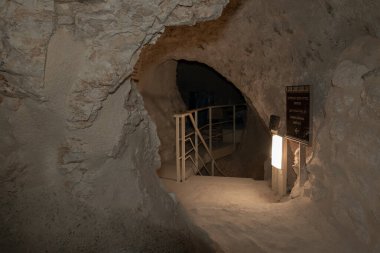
[138,58,270,181]
[176,60,245,109]
[173,60,269,179]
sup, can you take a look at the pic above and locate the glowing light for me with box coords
[271,135,283,169]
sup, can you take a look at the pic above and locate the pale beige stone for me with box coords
[1,0,380,252]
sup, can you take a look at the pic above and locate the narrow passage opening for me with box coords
[173,60,270,180]
[137,58,270,181]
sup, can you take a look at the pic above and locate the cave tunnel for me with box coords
[4,0,380,251]
[176,60,271,180]
[138,59,271,181]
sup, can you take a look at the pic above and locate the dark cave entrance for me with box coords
[137,58,270,181]
[176,60,246,110]
[174,60,269,180]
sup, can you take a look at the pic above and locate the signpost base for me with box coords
[298,142,306,188]
[271,138,288,197]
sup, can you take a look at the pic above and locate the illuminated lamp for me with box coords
[271,135,283,169]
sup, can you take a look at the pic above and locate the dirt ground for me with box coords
[161,176,357,253]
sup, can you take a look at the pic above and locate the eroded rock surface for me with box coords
[136,0,380,250]
[308,36,380,247]
[1,0,380,252]
[0,0,228,252]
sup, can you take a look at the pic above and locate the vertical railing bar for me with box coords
[175,116,180,182]
[181,115,186,182]
[187,114,226,177]
[233,105,236,150]
[175,104,247,180]
[209,108,212,151]
[209,107,214,176]
[195,111,198,172]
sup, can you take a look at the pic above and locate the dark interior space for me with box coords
[176,60,245,109]
[174,60,270,179]
[176,60,247,130]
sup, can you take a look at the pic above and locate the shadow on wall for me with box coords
[137,60,186,167]
[219,105,271,180]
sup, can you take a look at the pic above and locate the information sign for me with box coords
[286,85,311,144]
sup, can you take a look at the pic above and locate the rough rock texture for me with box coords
[137,60,186,166]
[0,0,228,252]
[307,36,380,248]
[136,0,380,251]
[1,0,380,251]
[136,58,270,177]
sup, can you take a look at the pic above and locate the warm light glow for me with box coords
[271,135,283,169]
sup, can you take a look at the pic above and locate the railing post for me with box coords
[209,107,214,176]
[194,111,199,172]
[181,115,186,182]
[233,105,236,150]
[209,107,212,150]
[175,116,180,183]
[188,112,226,177]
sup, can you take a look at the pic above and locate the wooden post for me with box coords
[181,115,186,182]
[279,138,288,196]
[271,135,287,197]
[272,167,278,193]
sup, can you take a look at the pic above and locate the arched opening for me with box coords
[137,59,270,181]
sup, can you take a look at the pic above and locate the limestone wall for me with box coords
[137,0,380,250]
[1,0,380,251]
[310,36,380,247]
[0,0,228,251]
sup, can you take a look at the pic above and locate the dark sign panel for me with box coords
[286,85,311,144]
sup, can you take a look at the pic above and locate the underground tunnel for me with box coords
[138,59,271,181]
[1,0,380,252]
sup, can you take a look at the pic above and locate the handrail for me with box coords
[185,138,211,176]
[174,103,246,182]
[198,124,210,131]
[188,113,226,177]
[185,131,195,138]
[212,120,233,126]
[186,155,203,176]
[173,103,246,116]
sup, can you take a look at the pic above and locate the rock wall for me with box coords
[1,0,380,251]
[136,0,380,250]
[0,0,228,252]
[137,59,186,166]
[309,36,380,248]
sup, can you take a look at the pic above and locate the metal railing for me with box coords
[174,104,246,182]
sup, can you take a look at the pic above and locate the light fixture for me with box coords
[271,134,283,169]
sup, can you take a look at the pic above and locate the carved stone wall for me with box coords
[0,0,228,251]
[136,0,380,250]
[1,0,380,251]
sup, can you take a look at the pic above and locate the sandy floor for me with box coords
[161,176,356,253]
